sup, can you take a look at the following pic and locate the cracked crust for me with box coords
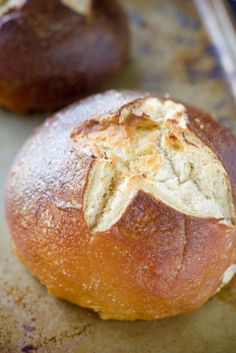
[0,0,129,113]
[75,97,233,232]
[5,90,236,320]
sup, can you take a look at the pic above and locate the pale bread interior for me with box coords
[60,0,91,14]
[222,264,236,286]
[0,0,26,16]
[78,97,233,232]
[0,0,90,16]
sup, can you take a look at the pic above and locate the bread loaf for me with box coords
[5,90,236,320]
[0,0,129,113]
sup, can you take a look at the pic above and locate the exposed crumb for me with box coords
[222,264,236,285]
[60,0,91,15]
[72,97,233,232]
[0,0,26,16]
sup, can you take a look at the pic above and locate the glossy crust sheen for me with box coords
[0,0,129,113]
[5,90,236,320]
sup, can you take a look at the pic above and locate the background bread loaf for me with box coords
[0,0,129,113]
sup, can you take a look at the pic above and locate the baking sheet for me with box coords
[0,0,236,352]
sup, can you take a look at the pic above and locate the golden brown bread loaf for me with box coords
[5,90,236,320]
[0,0,129,113]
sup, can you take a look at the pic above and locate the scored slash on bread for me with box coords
[71,97,233,232]
[5,90,236,320]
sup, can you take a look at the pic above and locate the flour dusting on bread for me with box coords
[71,97,234,231]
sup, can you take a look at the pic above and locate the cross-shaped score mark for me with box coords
[72,98,232,232]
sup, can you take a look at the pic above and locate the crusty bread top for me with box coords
[70,97,234,232]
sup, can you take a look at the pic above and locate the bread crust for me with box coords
[0,0,129,113]
[5,90,236,320]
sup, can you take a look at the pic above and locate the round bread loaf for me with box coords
[0,0,129,113]
[5,90,236,320]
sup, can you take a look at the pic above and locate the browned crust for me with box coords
[0,0,129,113]
[186,105,236,209]
[5,90,236,320]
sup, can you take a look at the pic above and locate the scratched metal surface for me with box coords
[0,1,236,352]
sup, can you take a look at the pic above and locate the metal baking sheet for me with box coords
[0,0,236,352]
